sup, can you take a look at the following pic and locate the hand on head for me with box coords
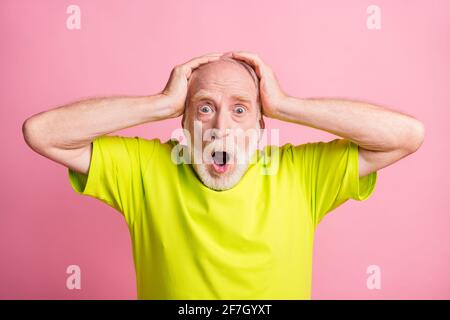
[160,52,223,119]
[160,51,286,121]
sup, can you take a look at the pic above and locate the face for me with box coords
[182,57,263,191]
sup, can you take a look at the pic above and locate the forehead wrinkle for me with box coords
[190,89,254,105]
[189,74,257,104]
[191,59,257,89]
[196,56,259,89]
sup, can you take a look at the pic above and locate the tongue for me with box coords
[212,163,229,173]
[212,151,229,173]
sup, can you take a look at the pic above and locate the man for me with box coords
[22,52,424,299]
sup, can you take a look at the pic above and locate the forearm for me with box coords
[23,94,171,150]
[275,96,425,152]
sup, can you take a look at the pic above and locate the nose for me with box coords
[210,108,232,140]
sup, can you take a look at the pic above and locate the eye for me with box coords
[234,105,246,114]
[199,104,212,113]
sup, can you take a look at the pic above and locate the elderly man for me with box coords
[22,52,424,299]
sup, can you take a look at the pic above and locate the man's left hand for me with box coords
[226,51,287,119]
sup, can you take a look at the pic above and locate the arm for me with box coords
[274,97,425,177]
[22,53,223,175]
[22,95,173,175]
[229,51,425,177]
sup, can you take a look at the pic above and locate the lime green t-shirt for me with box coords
[68,135,377,299]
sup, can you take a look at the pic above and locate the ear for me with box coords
[181,99,189,129]
[259,116,265,129]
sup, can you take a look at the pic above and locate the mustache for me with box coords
[204,138,241,155]
[202,139,241,164]
[183,128,261,165]
[200,138,257,165]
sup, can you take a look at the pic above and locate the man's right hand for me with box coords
[22,52,224,176]
[160,53,223,119]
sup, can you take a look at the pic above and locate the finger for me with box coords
[186,58,221,78]
[180,53,222,69]
[232,51,262,64]
[183,55,223,78]
[202,52,223,57]
[189,55,222,67]
[230,52,263,78]
[188,52,223,64]
[231,51,258,60]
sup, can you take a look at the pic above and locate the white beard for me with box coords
[187,126,261,191]
[192,160,250,191]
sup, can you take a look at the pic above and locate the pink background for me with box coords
[1,0,449,299]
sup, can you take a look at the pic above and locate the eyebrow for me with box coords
[191,90,253,104]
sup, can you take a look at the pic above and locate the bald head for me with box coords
[188,56,259,100]
[182,56,262,129]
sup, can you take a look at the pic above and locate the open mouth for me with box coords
[211,151,231,174]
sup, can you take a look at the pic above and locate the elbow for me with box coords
[404,119,425,154]
[22,117,33,145]
[22,116,48,152]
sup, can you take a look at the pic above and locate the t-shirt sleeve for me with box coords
[291,138,377,228]
[67,135,158,225]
